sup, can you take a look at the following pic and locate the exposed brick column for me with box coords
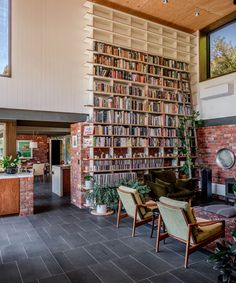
[197,125,236,184]
[19,177,34,216]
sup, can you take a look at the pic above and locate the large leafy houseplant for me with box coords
[177,110,201,178]
[208,228,236,283]
[85,184,119,209]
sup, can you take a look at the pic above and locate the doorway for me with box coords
[51,140,62,165]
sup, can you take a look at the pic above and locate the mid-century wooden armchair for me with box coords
[156,197,225,268]
[117,186,158,237]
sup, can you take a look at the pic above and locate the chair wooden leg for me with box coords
[132,205,138,237]
[150,213,155,238]
[156,215,162,252]
[185,225,191,268]
[116,199,122,228]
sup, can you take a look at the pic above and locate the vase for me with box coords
[96,204,107,214]
[5,166,18,174]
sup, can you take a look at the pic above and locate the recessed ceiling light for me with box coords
[234,0,236,5]
[195,8,200,16]
[162,0,168,4]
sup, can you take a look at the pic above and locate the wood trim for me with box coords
[89,0,194,33]
[5,121,16,158]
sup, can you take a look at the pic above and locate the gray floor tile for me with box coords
[112,256,155,281]
[8,231,31,244]
[170,267,213,283]
[0,262,22,283]
[79,230,106,244]
[44,225,68,238]
[132,251,173,274]
[13,222,34,231]
[17,256,51,283]
[77,220,100,231]
[104,239,136,257]
[91,261,133,283]
[60,223,85,234]
[53,252,75,272]
[0,236,9,249]
[0,223,15,235]
[45,236,71,253]
[120,237,153,252]
[24,240,50,257]
[149,272,184,283]
[150,247,186,268]
[61,233,88,248]
[64,247,97,268]
[39,274,71,283]
[41,254,64,275]
[66,267,102,283]
[190,261,219,282]
[84,242,118,262]
[1,243,27,263]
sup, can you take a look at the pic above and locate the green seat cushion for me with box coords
[151,170,176,184]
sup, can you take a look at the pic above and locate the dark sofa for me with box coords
[144,170,195,201]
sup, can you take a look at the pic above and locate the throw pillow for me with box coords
[175,179,195,191]
[146,181,167,199]
[152,170,176,184]
[155,178,175,193]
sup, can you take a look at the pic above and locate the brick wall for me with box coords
[197,125,236,184]
[17,135,49,163]
[19,177,34,216]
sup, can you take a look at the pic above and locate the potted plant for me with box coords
[85,184,118,215]
[84,175,94,190]
[0,156,20,174]
[208,227,236,283]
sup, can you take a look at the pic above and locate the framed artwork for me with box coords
[72,135,78,148]
[17,140,32,158]
[83,125,94,136]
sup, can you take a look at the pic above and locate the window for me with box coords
[208,21,236,78]
[0,0,10,76]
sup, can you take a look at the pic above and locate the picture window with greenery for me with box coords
[208,21,236,78]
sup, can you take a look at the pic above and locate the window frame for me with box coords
[207,20,236,80]
[0,0,11,78]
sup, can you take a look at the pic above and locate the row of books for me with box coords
[93,42,190,71]
[93,159,165,171]
[113,59,147,72]
[93,172,137,186]
[94,125,161,136]
[149,138,177,147]
[94,81,112,93]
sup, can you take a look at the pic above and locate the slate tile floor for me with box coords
[0,182,219,283]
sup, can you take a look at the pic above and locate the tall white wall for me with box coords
[0,0,89,114]
[198,72,236,120]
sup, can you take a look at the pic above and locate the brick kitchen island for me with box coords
[0,173,34,216]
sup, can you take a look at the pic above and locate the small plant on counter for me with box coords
[0,156,20,174]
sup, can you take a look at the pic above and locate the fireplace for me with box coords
[225,178,236,198]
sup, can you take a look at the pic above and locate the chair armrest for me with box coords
[189,220,225,227]
[137,203,158,208]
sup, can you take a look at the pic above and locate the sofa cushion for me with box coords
[175,179,195,191]
[167,189,194,198]
[155,178,175,193]
[146,181,168,199]
[151,170,176,184]
[203,204,236,218]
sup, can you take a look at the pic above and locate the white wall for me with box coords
[0,0,89,114]
[198,72,236,120]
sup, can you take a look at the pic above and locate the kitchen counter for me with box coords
[0,173,34,216]
[0,172,33,179]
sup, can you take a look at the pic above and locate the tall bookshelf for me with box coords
[81,2,198,188]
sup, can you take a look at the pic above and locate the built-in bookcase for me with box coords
[81,2,198,188]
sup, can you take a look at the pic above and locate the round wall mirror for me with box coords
[216,148,235,170]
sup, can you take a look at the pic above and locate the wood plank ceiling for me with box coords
[90,0,236,33]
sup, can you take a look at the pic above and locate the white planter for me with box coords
[85,198,91,207]
[85,180,92,190]
[96,204,107,214]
